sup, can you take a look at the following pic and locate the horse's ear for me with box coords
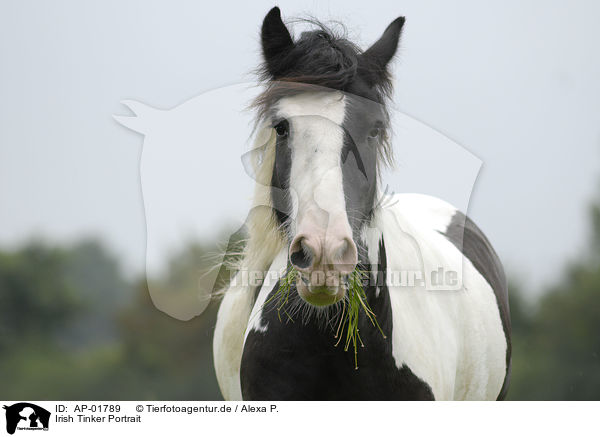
[359,17,405,86]
[261,7,294,78]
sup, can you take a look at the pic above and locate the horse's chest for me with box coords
[240,301,434,400]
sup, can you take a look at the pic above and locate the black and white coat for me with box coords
[214,190,510,400]
[213,8,510,401]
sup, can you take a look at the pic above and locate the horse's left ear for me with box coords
[261,7,294,78]
[359,17,405,85]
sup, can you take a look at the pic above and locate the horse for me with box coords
[213,7,511,400]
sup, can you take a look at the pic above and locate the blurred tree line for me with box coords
[0,240,223,400]
[0,198,599,400]
[506,198,600,400]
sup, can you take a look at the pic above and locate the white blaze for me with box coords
[276,92,348,238]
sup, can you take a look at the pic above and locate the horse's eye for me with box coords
[368,127,380,139]
[274,120,288,138]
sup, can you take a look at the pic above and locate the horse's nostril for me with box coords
[333,237,358,274]
[289,237,315,270]
[290,249,312,269]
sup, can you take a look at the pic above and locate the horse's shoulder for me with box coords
[380,193,510,399]
[384,193,508,322]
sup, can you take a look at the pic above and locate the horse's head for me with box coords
[256,7,404,307]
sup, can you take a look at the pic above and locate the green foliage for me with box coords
[506,192,600,400]
[508,264,600,400]
[0,238,222,400]
[115,280,221,400]
[0,242,84,351]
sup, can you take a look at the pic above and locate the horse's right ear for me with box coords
[358,17,405,87]
[261,7,294,78]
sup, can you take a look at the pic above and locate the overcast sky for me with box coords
[1,0,599,294]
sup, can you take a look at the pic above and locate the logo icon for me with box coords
[3,403,50,435]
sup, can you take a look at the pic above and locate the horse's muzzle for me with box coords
[289,213,358,306]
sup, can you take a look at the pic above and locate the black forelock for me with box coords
[258,19,362,90]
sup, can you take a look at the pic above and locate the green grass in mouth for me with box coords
[265,266,386,369]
